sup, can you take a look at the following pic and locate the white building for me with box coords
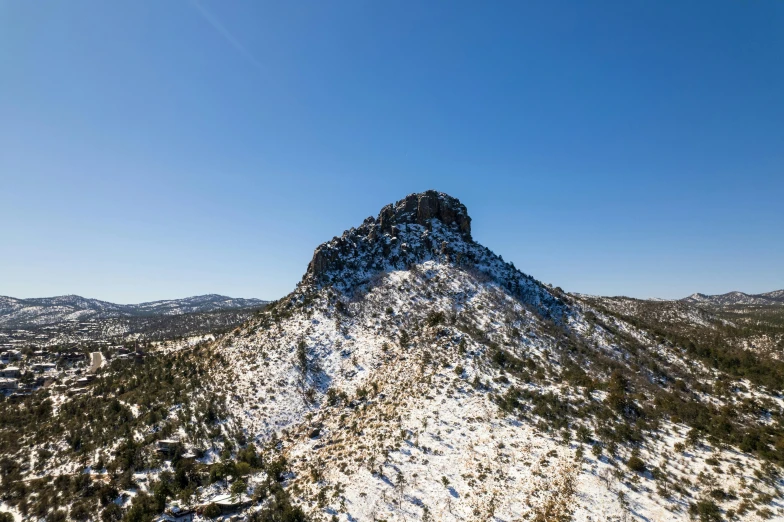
[0,350,21,363]
[0,378,18,390]
[0,366,20,378]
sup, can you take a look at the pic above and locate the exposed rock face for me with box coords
[301,190,563,320]
[305,191,472,288]
[376,191,471,239]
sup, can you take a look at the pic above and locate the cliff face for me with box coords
[376,190,472,239]
[304,191,472,288]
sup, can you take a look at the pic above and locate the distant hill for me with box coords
[681,289,784,307]
[0,294,268,329]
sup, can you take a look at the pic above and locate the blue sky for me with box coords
[1,0,782,303]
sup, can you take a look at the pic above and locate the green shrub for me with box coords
[691,499,721,522]
[203,503,221,518]
[626,456,646,473]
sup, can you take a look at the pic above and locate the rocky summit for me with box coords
[376,190,472,238]
[305,191,471,286]
[302,191,563,319]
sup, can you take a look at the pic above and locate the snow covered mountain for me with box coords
[205,191,784,520]
[0,294,268,329]
[681,290,784,307]
[2,191,783,522]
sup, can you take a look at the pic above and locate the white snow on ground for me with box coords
[207,261,784,520]
[0,502,22,521]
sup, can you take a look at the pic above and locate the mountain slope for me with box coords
[208,192,784,520]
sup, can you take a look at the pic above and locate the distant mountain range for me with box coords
[681,289,784,307]
[0,294,268,329]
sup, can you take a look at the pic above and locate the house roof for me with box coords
[205,493,248,505]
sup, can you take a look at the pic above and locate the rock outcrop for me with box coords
[300,190,563,321]
[304,191,472,288]
[376,191,471,239]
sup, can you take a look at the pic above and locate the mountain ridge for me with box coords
[0,293,268,329]
[681,289,784,307]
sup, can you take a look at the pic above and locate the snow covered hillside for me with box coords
[2,191,783,522]
[209,192,784,521]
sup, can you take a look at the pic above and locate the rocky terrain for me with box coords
[1,191,783,522]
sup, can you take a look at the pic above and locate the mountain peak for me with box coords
[303,191,473,289]
[377,190,472,239]
[298,191,564,321]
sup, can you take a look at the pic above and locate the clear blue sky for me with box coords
[1,0,782,303]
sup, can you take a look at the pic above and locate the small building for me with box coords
[9,390,32,401]
[0,350,21,363]
[200,494,251,514]
[0,366,20,378]
[154,506,195,522]
[32,363,57,373]
[0,378,18,390]
[74,375,95,387]
[59,352,87,362]
[156,439,181,456]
